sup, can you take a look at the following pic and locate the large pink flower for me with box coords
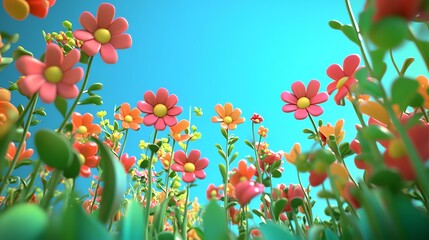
[16,43,83,103]
[235,181,264,206]
[73,3,132,64]
[281,80,328,120]
[326,54,361,105]
[171,150,208,183]
[137,88,182,131]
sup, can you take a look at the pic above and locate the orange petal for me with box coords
[230,108,242,120]
[224,103,233,116]
[359,101,390,126]
[0,88,11,102]
[3,0,30,20]
[214,104,225,118]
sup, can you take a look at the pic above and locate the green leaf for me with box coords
[88,82,103,92]
[12,46,33,60]
[369,167,402,189]
[13,158,33,169]
[35,129,72,170]
[369,17,408,49]
[214,143,223,151]
[328,20,342,30]
[203,200,228,240]
[391,77,420,110]
[217,149,227,160]
[244,139,254,149]
[252,209,265,219]
[33,107,47,116]
[54,97,68,118]
[119,200,145,240]
[273,199,287,221]
[227,144,234,156]
[308,225,339,240]
[400,58,414,76]
[341,25,359,45]
[219,163,227,183]
[92,137,127,224]
[339,142,354,158]
[260,222,294,240]
[317,190,336,199]
[0,204,48,240]
[369,48,387,81]
[355,68,383,97]
[271,168,283,178]
[148,144,160,153]
[153,197,172,234]
[158,232,175,240]
[63,151,82,179]
[78,95,103,105]
[229,152,239,164]
[80,51,89,64]
[361,125,394,140]
[0,57,13,71]
[220,128,228,139]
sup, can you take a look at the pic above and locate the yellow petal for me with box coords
[3,0,30,20]
[359,101,390,126]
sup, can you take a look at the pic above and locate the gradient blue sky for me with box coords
[1,0,427,219]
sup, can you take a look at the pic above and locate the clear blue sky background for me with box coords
[1,0,427,220]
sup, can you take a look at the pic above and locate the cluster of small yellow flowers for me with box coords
[187,197,201,226]
[256,142,269,156]
[139,140,149,150]
[258,125,269,138]
[43,20,81,53]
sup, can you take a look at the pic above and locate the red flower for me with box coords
[120,153,136,173]
[284,184,304,212]
[137,88,182,131]
[6,141,33,162]
[250,113,263,124]
[171,150,208,183]
[229,160,256,186]
[234,181,264,206]
[368,0,423,21]
[206,184,222,200]
[326,54,361,105]
[73,141,100,178]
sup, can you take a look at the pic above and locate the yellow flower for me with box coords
[318,119,345,145]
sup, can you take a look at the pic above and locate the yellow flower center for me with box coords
[336,76,348,89]
[94,28,111,44]
[184,162,195,172]
[0,113,6,125]
[297,97,310,109]
[78,153,85,166]
[388,138,407,159]
[153,104,168,118]
[124,115,133,123]
[239,176,247,182]
[77,126,88,134]
[44,66,63,83]
[210,190,218,198]
[224,116,233,124]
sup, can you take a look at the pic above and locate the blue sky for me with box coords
[1,0,427,220]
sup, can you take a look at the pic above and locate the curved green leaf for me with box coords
[153,197,172,234]
[203,199,227,240]
[260,222,294,240]
[119,200,145,240]
[35,129,72,170]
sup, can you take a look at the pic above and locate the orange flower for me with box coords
[284,143,301,164]
[187,228,201,240]
[169,119,190,142]
[114,103,143,131]
[417,75,429,109]
[71,112,102,138]
[0,88,19,137]
[211,102,245,130]
[318,119,345,145]
[258,125,268,137]
[230,160,256,186]
[6,141,33,162]
[219,183,235,198]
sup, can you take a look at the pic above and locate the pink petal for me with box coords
[326,64,345,81]
[44,44,63,67]
[73,30,95,41]
[171,163,184,172]
[16,56,44,75]
[154,118,166,131]
[143,90,157,106]
[81,39,101,56]
[291,81,306,98]
[306,80,320,99]
[163,115,177,126]
[334,87,348,105]
[61,49,81,71]
[18,75,45,96]
[195,170,206,179]
[97,3,115,28]
[311,92,328,104]
[39,82,57,103]
[167,106,182,116]
[108,17,128,35]
[156,88,169,104]
[57,83,79,99]
[165,94,178,108]
[100,44,118,64]
[195,158,208,170]
[282,104,298,112]
[307,105,324,116]
[143,114,158,126]
[79,11,97,33]
[62,68,84,84]
[182,172,195,183]
[343,54,360,76]
[187,150,201,164]
[173,150,187,165]
[137,101,153,113]
[109,34,132,49]
[280,91,297,104]
[294,109,308,120]
[327,82,337,95]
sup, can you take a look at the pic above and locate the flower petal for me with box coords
[334,87,348,105]
[44,43,63,67]
[137,101,153,113]
[214,104,225,118]
[97,3,115,29]
[82,113,94,126]
[39,82,57,103]
[57,83,79,99]
[143,114,158,126]
[73,30,94,41]
[343,54,360,76]
[294,108,308,120]
[108,17,129,35]
[167,106,182,116]
[18,75,45,96]
[109,33,132,49]
[306,80,320,99]
[311,92,328,104]
[230,108,242,120]
[281,91,297,104]
[154,118,166,130]
[171,163,184,172]
[79,11,97,32]
[100,43,118,64]
[326,64,345,81]
[62,68,84,84]
[187,150,201,164]
[165,94,178,108]
[282,104,298,112]
[61,49,81,71]
[16,56,44,75]
[81,39,101,56]
[195,157,208,170]
[143,90,157,106]
[195,170,206,179]
[182,172,195,183]
[224,103,233,116]
[163,115,177,126]
[327,82,337,95]
[307,105,324,116]
[291,81,306,98]
[155,88,169,104]
[173,150,187,165]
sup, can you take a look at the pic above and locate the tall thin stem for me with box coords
[40,170,63,209]
[182,184,190,239]
[251,123,268,219]
[164,140,176,195]
[224,129,230,228]
[145,130,158,239]
[118,128,129,158]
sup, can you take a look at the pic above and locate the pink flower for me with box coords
[15,43,83,103]
[326,54,361,105]
[262,150,283,165]
[120,153,136,173]
[73,3,132,64]
[281,80,328,120]
[171,150,208,183]
[285,184,304,212]
[206,184,222,200]
[137,88,182,131]
[235,181,264,206]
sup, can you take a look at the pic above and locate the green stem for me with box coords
[164,140,176,195]
[118,128,129,158]
[0,93,38,195]
[308,114,323,148]
[297,169,313,226]
[420,107,429,122]
[224,129,230,228]
[40,170,63,209]
[182,184,190,239]
[322,183,340,236]
[292,209,305,240]
[20,159,41,202]
[268,174,277,223]
[57,56,94,133]
[251,123,268,220]
[351,99,367,128]
[90,174,101,214]
[145,130,158,239]
[389,49,401,76]
[407,26,429,71]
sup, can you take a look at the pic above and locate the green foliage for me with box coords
[35,129,73,170]
[203,200,228,240]
[260,222,294,240]
[118,200,146,240]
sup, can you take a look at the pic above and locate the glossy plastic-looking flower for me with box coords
[0,88,19,137]
[229,160,256,186]
[137,88,182,131]
[120,153,136,173]
[171,150,208,183]
[169,119,191,142]
[3,0,55,20]
[16,43,83,103]
[326,54,361,105]
[281,80,328,120]
[211,102,245,130]
[73,141,100,178]
[72,112,102,138]
[73,3,132,64]
[234,181,264,206]
[114,102,143,131]
[6,141,33,162]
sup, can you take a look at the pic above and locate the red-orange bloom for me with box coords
[169,119,190,142]
[6,141,34,162]
[72,112,102,138]
[114,103,143,131]
[73,141,100,178]
[229,160,256,186]
[211,102,245,130]
[0,88,19,137]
